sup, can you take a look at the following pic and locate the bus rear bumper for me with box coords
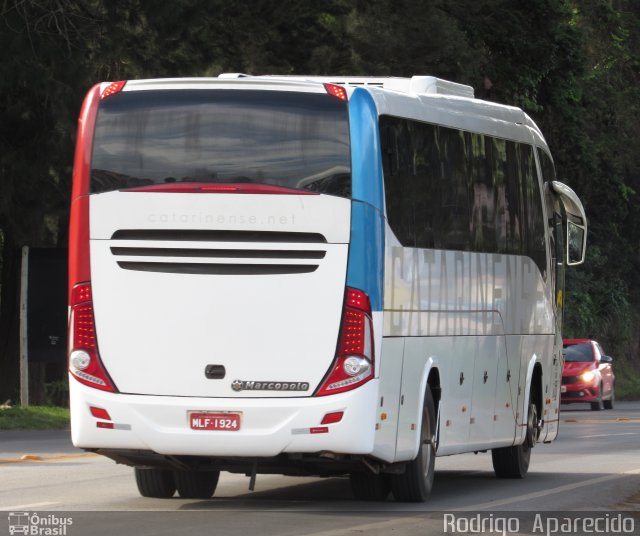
[69,377,378,458]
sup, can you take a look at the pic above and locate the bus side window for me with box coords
[537,148,565,312]
[381,115,548,277]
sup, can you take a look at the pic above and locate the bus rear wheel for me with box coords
[390,389,436,502]
[173,469,220,499]
[492,398,538,479]
[134,467,176,498]
[491,442,531,479]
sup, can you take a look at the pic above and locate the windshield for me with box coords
[563,343,593,363]
[90,89,351,197]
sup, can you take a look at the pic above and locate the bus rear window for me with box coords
[90,89,351,197]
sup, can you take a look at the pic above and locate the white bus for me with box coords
[68,74,587,502]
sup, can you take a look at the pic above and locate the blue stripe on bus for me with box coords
[347,88,385,312]
[348,88,385,210]
[347,201,384,311]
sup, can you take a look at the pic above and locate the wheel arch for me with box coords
[405,358,440,459]
[520,356,543,444]
[531,362,543,419]
[427,366,441,416]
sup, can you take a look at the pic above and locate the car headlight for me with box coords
[580,370,596,382]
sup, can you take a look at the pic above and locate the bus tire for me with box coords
[492,396,538,479]
[134,467,176,498]
[349,472,390,501]
[173,470,220,499]
[390,389,436,502]
[491,442,531,479]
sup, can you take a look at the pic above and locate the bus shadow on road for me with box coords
[171,471,502,510]
[174,467,637,512]
[179,476,354,510]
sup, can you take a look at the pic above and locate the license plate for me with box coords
[189,412,241,431]
[561,385,567,393]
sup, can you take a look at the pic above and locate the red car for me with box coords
[562,339,615,410]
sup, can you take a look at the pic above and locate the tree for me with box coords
[0,0,356,401]
[1,0,639,401]
[0,0,98,400]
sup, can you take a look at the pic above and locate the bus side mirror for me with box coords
[551,181,587,266]
[567,220,586,265]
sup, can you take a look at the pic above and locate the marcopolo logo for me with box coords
[231,379,310,392]
[7,513,73,536]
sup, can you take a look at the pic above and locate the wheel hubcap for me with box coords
[526,403,540,448]
[420,408,433,479]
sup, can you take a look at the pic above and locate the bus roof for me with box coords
[104,74,545,146]
[221,74,476,99]
[118,74,474,98]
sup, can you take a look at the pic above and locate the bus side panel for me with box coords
[384,247,554,337]
[393,329,511,460]
[469,334,503,447]
[507,333,557,445]
[372,337,404,462]
[394,340,430,461]
[544,336,563,441]
[384,235,555,456]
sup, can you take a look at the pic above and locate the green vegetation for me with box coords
[0,0,638,399]
[0,406,70,431]
[614,360,640,401]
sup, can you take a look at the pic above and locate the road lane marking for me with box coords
[578,432,640,439]
[562,418,640,424]
[453,468,640,511]
[0,453,98,465]
[1,502,59,510]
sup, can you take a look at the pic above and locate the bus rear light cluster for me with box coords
[123,183,319,195]
[69,283,117,392]
[324,83,348,101]
[320,411,344,425]
[101,80,126,99]
[89,406,112,420]
[90,406,115,429]
[315,288,374,396]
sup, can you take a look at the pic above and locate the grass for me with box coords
[0,405,70,431]
[615,359,640,400]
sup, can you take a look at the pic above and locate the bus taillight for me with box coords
[324,83,348,101]
[69,283,117,392]
[101,80,126,99]
[315,287,374,396]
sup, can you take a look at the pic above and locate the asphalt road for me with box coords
[1,402,639,536]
